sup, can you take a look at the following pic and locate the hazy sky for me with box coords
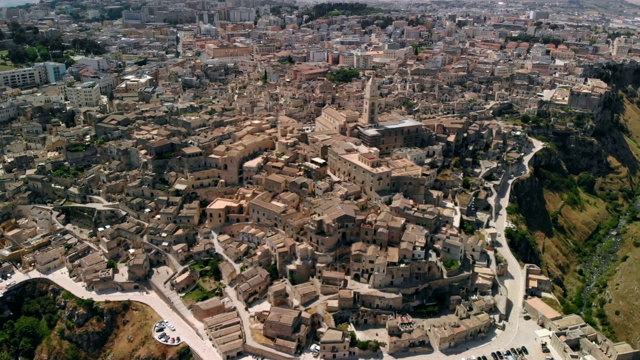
[0,0,39,8]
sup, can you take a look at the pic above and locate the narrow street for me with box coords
[223,280,295,359]
[212,230,241,273]
[5,139,545,360]
[212,229,296,359]
[150,266,209,340]
[312,137,546,360]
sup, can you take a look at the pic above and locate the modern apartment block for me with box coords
[0,66,47,88]
[66,81,101,107]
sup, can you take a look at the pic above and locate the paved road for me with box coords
[211,230,296,358]
[5,139,546,360]
[212,231,241,273]
[303,138,547,360]
[149,266,209,340]
[223,278,295,359]
[3,268,222,360]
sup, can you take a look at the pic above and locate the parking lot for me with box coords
[462,346,531,360]
[152,320,184,346]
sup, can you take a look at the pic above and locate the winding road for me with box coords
[5,138,545,360]
[352,137,546,360]
[4,268,222,360]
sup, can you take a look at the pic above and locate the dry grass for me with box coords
[322,304,335,328]
[101,303,187,360]
[515,97,640,344]
[622,97,640,144]
[250,327,275,347]
[36,302,188,360]
[541,297,562,313]
[605,221,640,349]
[529,189,610,295]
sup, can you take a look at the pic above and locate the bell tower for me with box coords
[361,76,379,126]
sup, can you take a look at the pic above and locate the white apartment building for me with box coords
[75,56,110,71]
[66,81,101,107]
[228,7,255,22]
[0,66,47,88]
[81,73,117,95]
[115,75,152,93]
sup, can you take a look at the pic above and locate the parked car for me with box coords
[497,351,504,359]
[482,356,488,360]
[511,348,517,355]
[521,346,529,355]
[168,324,176,331]
[491,352,498,360]
[176,337,181,343]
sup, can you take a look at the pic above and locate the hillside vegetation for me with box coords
[0,282,192,360]
[509,92,640,344]
[601,94,640,349]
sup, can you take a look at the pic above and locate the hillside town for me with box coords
[0,0,639,359]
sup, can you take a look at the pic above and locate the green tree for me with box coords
[13,316,48,358]
[25,47,38,62]
[462,221,474,235]
[177,346,194,360]
[577,174,596,194]
[107,259,118,270]
[326,68,360,83]
[266,263,279,280]
[442,259,460,271]
[368,340,380,352]
[12,30,27,45]
[462,177,471,189]
[19,338,35,358]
